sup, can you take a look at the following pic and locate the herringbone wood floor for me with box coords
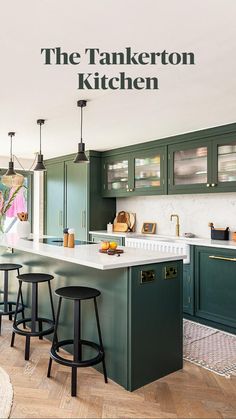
[0,318,236,418]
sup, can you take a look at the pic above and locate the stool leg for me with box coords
[11,280,22,348]
[31,282,38,334]
[47,297,62,378]
[25,335,30,361]
[71,367,77,397]
[71,300,81,397]
[39,319,43,340]
[3,270,9,314]
[9,303,12,321]
[48,281,56,323]
[47,281,55,342]
[20,290,26,329]
[18,269,26,329]
[0,315,2,335]
[94,297,108,383]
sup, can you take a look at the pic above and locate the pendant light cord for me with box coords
[10,134,13,163]
[80,105,83,143]
[39,123,42,154]
[13,153,38,172]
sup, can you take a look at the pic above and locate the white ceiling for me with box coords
[0,0,236,159]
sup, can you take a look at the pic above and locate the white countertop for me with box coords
[90,231,236,251]
[0,234,186,271]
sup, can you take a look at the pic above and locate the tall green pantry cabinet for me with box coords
[44,152,116,239]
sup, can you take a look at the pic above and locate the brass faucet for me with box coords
[170,214,180,237]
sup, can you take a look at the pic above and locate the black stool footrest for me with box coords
[13,317,55,337]
[0,302,24,316]
[50,339,104,368]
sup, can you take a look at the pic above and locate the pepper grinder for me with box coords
[68,228,75,248]
[63,228,69,247]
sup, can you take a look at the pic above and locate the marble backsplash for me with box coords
[117,192,236,239]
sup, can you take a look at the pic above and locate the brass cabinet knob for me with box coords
[211,183,216,187]
[206,183,210,187]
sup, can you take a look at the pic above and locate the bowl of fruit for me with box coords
[99,241,124,256]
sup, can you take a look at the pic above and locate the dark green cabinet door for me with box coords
[195,246,236,328]
[183,265,194,315]
[45,162,64,236]
[131,147,167,195]
[102,148,167,197]
[168,140,212,194]
[65,161,87,240]
[102,154,131,197]
[129,261,183,390]
[211,134,236,192]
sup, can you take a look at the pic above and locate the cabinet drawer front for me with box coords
[195,246,236,327]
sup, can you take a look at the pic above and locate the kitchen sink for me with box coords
[126,236,190,264]
[132,234,177,242]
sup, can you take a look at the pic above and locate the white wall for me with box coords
[117,193,236,239]
[0,156,34,170]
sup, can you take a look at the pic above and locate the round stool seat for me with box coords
[0,264,22,271]
[55,286,100,300]
[17,273,54,283]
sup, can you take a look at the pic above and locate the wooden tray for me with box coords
[99,249,124,255]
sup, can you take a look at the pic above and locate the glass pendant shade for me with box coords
[2,133,24,188]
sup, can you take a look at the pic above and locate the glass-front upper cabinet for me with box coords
[102,147,167,197]
[103,155,130,196]
[212,135,236,192]
[168,141,212,193]
[133,148,166,195]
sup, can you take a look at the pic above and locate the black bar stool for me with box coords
[11,273,56,360]
[47,286,108,397]
[0,263,25,334]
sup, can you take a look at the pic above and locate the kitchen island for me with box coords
[0,234,185,391]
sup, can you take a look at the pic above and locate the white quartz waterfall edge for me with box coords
[183,319,236,378]
[0,367,13,418]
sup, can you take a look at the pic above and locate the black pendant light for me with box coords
[74,100,89,163]
[34,119,46,171]
[2,132,24,187]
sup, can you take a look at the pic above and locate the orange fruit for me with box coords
[101,241,110,250]
[109,241,118,250]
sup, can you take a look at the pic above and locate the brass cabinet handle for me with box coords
[206,183,210,187]
[209,255,236,262]
[211,183,216,187]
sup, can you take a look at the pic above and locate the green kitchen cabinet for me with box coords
[44,161,64,236]
[102,123,236,197]
[65,160,87,240]
[102,147,167,197]
[168,134,236,194]
[44,152,116,238]
[183,264,194,315]
[211,133,236,192]
[89,233,125,246]
[195,246,236,328]
[102,153,130,197]
[168,140,212,194]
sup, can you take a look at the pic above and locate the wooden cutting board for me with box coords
[113,222,129,232]
[116,211,130,224]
